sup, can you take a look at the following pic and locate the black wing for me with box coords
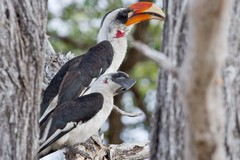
[40,40,113,116]
[57,40,113,104]
[39,93,104,153]
[40,58,76,116]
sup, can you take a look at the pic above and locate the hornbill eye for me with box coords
[103,78,108,84]
[116,8,132,24]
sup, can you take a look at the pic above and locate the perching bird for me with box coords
[39,72,136,157]
[40,2,165,123]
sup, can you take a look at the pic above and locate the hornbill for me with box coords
[39,72,136,157]
[40,2,165,123]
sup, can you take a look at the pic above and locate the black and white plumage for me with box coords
[40,41,113,123]
[39,72,136,157]
[40,2,165,123]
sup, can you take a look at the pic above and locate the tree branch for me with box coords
[113,105,142,117]
[108,142,149,159]
[43,38,74,87]
[131,39,178,77]
[64,137,149,160]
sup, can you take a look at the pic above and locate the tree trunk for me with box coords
[0,0,47,159]
[180,0,230,159]
[150,0,188,159]
[223,0,240,159]
[108,95,123,143]
[151,0,239,160]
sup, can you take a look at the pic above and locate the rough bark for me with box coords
[223,0,240,159]
[150,0,188,159]
[64,138,149,160]
[0,0,47,159]
[180,0,231,159]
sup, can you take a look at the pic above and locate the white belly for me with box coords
[66,97,113,145]
[40,98,113,157]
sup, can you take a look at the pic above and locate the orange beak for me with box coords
[125,2,165,26]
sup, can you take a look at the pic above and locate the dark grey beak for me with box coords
[112,72,136,94]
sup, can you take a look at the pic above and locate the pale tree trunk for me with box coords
[0,0,47,159]
[180,0,231,159]
[151,0,239,160]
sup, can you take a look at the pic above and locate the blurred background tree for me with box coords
[47,0,164,144]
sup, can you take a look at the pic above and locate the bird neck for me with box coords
[105,39,127,73]
[97,31,128,73]
[89,81,114,96]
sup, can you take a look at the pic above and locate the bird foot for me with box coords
[80,141,95,151]
[91,134,104,147]
[64,144,92,159]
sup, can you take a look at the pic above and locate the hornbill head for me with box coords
[98,2,165,41]
[92,71,136,95]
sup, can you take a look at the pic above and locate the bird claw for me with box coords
[63,143,79,149]
[64,144,92,159]
[91,134,104,147]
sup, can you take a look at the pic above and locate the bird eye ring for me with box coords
[104,78,108,84]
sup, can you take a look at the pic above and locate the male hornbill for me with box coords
[40,2,165,123]
[39,72,136,157]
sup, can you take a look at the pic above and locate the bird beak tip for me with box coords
[125,2,165,26]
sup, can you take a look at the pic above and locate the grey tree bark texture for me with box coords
[150,0,188,159]
[0,0,47,159]
[151,0,240,160]
[223,0,240,159]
